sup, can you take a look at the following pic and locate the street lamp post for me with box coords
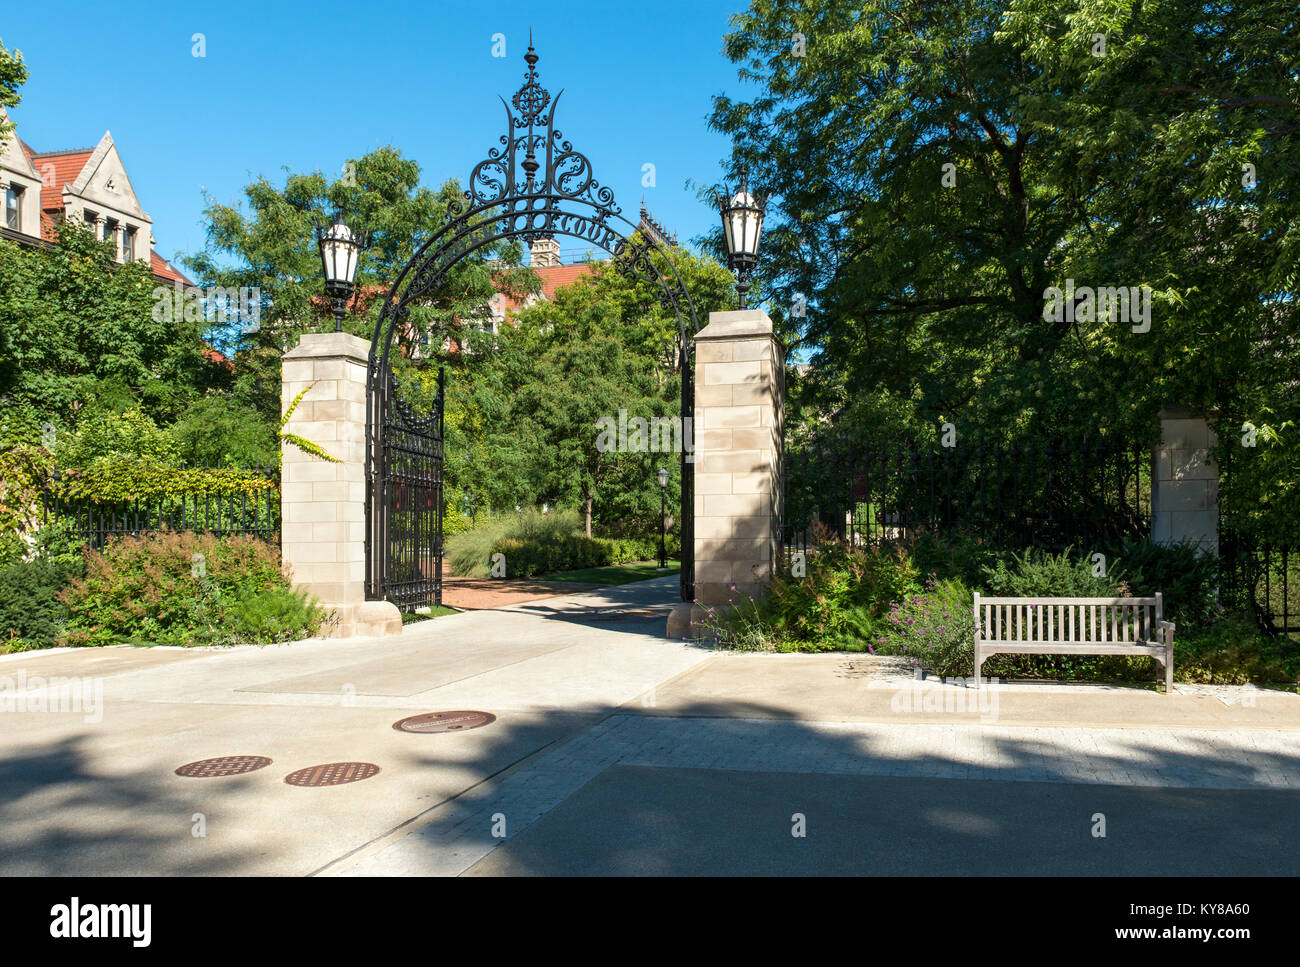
[316,211,366,332]
[656,466,670,570]
[715,169,767,310]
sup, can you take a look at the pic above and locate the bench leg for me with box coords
[974,649,982,689]
[1166,648,1174,695]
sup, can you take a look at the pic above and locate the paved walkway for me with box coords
[332,714,1300,876]
[1,575,1296,876]
[439,562,603,610]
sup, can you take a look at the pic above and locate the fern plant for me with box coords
[279,381,341,463]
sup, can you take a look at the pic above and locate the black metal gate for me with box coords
[363,41,701,605]
[366,364,444,610]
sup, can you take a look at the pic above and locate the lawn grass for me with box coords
[537,560,681,585]
[402,605,460,623]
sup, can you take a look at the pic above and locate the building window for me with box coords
[84,209,98,228]
[3,186,21,231]
[103,219,119,257]
[122,226,135,261]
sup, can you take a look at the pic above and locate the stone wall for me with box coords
[280,332,400,638]
[1151,405,1219,556]
[669,310,784,635]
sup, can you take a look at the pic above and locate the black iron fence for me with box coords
[1221,533,1299,645]
[784,439,1150,556]
[40,462,280,550]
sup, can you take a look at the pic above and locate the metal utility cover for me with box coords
[284,762,381,787]
[393,710,496,734]
[175,755,273,778]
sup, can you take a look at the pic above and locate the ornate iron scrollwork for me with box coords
[366,39,703,606]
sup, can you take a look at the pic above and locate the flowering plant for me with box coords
[877,574,974,677]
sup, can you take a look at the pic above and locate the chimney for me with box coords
[530,236,560,267]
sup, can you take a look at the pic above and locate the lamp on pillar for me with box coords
[316,211,366,332]
[715,169,767,309]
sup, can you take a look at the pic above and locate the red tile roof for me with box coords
[202,343,232,369]
[26,148,95,213]
[150,250,194,286]
[497,262,594,312]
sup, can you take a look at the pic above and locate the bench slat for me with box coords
[978,596,1159,606]
[985,642,1167,656]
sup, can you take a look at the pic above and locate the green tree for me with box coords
[185,147,537,426]
[710,0,1298,534]
[0,222,228,441]
[0,37,28,142]
[507,330,669,537]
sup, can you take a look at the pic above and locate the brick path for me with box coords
[440,562,602,610]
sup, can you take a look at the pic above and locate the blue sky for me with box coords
[4,0,753,266]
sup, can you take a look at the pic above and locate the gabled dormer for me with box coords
[28,129,153,265]
[0,107,45,240]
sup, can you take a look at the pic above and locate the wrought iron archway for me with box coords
[366,40,701,608]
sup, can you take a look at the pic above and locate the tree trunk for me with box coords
[585,494,593,538]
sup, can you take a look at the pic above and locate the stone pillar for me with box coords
[281,332,401,637]
[1151,405,1219,556]
[668,310,784,636]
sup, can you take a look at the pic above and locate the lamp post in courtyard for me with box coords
[715,169,767,310]
[656,466,670,570]
[316,211,366,332]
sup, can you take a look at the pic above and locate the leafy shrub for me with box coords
[14,517,88,577]
[909,532,998,586]
[1176,614,1297,685]
[874,576,975,677]
[52,455,274,504]
[981,546,1116,597]
[0,518,89,652]
[57,406,180,467]
[59,530,326,647]
[1103,537,1219,627]
[494,534,607,577]
[0,559,68,650]
[446,507,675,578]
[700,539,922,651]
[223,586,326,645]
[167,396,278,467]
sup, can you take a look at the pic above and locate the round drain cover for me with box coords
[175,755,272,778]
[393,710,496,734]
[284,762,380,787]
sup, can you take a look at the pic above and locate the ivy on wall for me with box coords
[50,457,277,504]
[0,444,55,534]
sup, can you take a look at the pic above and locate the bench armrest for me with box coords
[1158,620,1176,645]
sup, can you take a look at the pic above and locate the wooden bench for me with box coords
[973,593,1175,692]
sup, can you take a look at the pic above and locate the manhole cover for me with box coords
[284,762,381,787]
[175,755,272,778]
[393,710,496,734]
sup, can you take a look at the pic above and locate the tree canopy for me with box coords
[710,0,1298,536]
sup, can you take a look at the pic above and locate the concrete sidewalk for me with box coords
[1,575,1296,876]
[0,577,698,875]
[639,652,1300,731]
